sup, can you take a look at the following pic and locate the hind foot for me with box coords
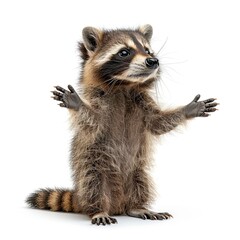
[127,209,172,220]
[91,212,117,226]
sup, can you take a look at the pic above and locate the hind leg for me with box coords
[72,145,119,226]
[127,209,172,220]
[75,168,118,225]
[125,168,172,221]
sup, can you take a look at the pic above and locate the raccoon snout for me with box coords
[145,58,159,69]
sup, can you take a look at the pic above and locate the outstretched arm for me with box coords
[51,85,82,111]
[138,93,218,135]
[51,85,102,131]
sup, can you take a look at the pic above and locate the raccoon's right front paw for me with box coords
[51,85,81,111]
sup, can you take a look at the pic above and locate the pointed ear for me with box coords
[138,24,153,41]
[82,27,102,52]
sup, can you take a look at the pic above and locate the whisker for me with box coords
[104,59,129,64]
[131,67,146,71]
[99,66,129,79]
[160,60,188,65]
[156,37,168,55]
[131,63,145,67]
[161,64,181,78]
[106,78,121,95]
[131,65,145,70]
[116,78,125,91]
[154,78,162,104]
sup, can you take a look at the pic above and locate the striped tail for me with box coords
[26,188,81,213]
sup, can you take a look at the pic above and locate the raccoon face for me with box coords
[80,25,159,87]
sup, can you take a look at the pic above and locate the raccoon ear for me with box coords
[82,27,102,52]
[138,24,153,41]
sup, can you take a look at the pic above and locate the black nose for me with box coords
[145,58,159,69]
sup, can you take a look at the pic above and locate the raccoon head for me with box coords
[79,25,159,89]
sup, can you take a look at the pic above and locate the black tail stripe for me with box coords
[60,191,66,211]
[44,190,51,209]
[57,190,64,211]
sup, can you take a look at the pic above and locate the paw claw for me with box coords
[54,86,68,93]
[59,103,66,108]
[105,217,111,224]
[140,214,147,220]
[91,218,97,224]
[96,218,101,226]
[111,217,118,224]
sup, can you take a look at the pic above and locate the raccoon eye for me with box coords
[118,49,130,57]
[145,48,151,54]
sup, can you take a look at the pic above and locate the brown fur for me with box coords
[26,25,187,222]
[68,87,186,217]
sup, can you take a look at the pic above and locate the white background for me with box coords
[0,0,239,239]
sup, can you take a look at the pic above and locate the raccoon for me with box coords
[26,25,218,225]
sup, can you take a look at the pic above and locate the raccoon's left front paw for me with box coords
[184,94,219,118]
[51,85,81,111]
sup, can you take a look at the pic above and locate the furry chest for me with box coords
[104,93,145,158]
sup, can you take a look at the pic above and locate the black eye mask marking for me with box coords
[98,48,136,82]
